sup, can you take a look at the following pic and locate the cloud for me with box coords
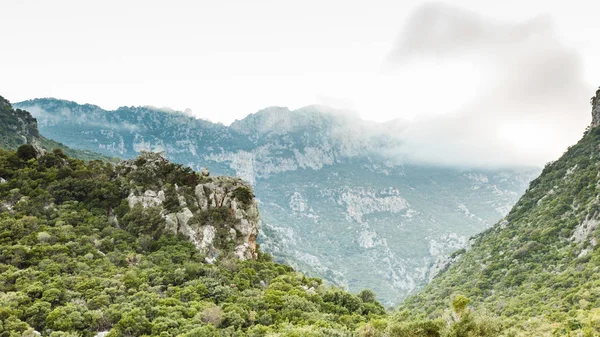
[384,2,592,168]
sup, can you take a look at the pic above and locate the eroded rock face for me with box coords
[122,154,259,262]
[572,216,599,246]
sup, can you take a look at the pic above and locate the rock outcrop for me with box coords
[0,95,44,154]
[0,95,109,161]
[120,153,259,262]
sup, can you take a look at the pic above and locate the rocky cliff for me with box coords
[0,95,44,153]
[0,96,110,161]
[118,152,259,262]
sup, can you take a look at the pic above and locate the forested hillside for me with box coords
[0,147,499,337]
[4,91,600,336]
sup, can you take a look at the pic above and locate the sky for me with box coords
[2,0,600,167]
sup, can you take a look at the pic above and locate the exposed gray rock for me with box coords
[127,189,165,208]
[572,216,599,245]
[124,156,259,262]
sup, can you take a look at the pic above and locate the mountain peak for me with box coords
[230,104,361,136]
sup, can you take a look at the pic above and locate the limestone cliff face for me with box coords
[120,153,259,262]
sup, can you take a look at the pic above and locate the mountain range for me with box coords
[13,98,538,304]
[2,89,600,335]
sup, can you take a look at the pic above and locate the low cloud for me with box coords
[385,2,592,168]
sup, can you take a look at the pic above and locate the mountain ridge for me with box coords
[13,96,537,304]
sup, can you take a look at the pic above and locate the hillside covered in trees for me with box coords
[0,146,504,336]
[4,90,600,336]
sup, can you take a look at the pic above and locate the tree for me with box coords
[115,308,151,337]
[16,144,38,160]
[359,290,378,304]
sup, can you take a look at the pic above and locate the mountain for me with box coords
[401,89,600,335]
[0,146,388,336]
[0,95,42,151]
[0,95,112,161]
[1,146,504,337]
[13,98,537,304]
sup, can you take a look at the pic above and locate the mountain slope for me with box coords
[13,98,537,304]
[0,148,393,336]
[0,95,111,161]
[0,95,41,151]
[402,90,600,335]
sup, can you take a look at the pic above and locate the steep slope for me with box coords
[0,95,42,151]
[0,95,110,161]
[403,89,600,335]
[14,98,537,304]
[118,152,260,261]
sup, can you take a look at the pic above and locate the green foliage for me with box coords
[16,145,38,161]
[387,319,443,337]
[232,187,254,206]
[121,204,166,239]
[0,149,390,336]
[451,295,469,317]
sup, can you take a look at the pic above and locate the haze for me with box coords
[2,0,599,167]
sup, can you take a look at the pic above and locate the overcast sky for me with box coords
[2,0,600,166]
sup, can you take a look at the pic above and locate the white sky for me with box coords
[2,0,600,166]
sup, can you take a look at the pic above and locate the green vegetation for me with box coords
[5,91,600,335]
[0,95,40,150]
[14,96,537,304]
[0,147,505,336]
[402,126,600,335]
[231,187,253,208]
[0,147,386,336]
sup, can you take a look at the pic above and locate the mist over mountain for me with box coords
[5,0,600,335]
[4,87,600,335]
[385,3,591,168]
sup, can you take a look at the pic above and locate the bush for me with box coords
[16,144,37,160]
